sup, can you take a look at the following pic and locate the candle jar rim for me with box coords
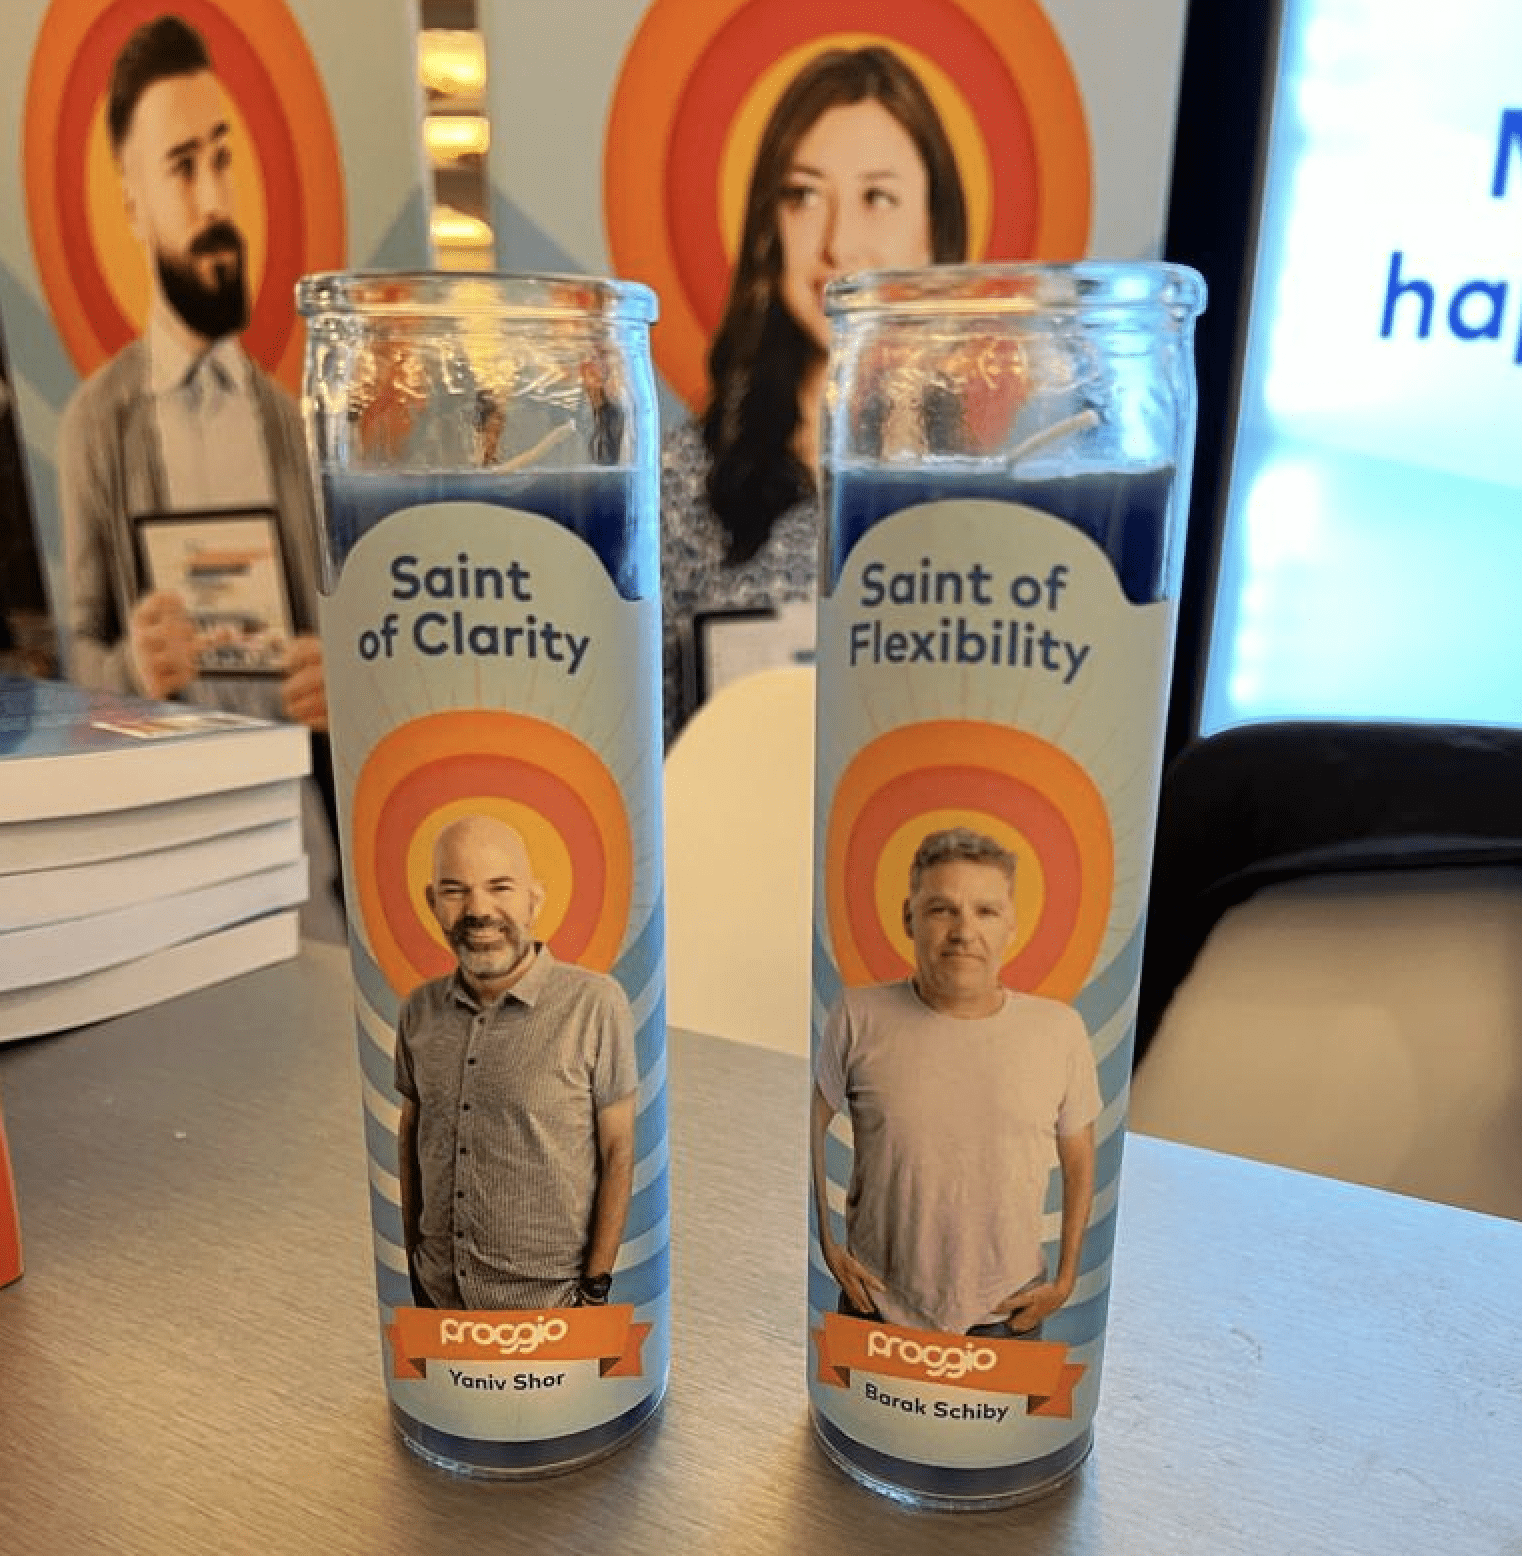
[295,269,658,325]
[824,261,1206,320]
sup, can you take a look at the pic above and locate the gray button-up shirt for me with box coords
[395,946,637,1310]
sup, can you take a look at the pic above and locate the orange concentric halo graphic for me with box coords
[826,721,1112,1001]
[24,0,345,395]
[352,711,633,998]
[605,0,1091,409]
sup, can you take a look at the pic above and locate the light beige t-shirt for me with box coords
[815,980,1101,1332]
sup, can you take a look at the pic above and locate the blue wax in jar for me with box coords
[319,468,656,602]
[827,462,1181,605]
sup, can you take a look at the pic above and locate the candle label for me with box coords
[810,495,1175,1487]
[320,499,668,1461]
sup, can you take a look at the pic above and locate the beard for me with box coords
[447,912,533,985]
[156,220,249,341]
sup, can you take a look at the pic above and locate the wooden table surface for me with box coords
[1,941,1518,1555]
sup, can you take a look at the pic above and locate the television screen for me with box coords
[1198,0,1522,735]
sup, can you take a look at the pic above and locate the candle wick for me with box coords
[1007,408,1100,467]
[498,420,575,472]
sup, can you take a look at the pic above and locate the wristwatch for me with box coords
[577,1271,613,1305]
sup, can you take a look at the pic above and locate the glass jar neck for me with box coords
[824,261,1206,327]
[296,271,658,327]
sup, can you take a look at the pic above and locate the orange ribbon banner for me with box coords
[388,1304,650,1382]
[813,1312,1083,1419]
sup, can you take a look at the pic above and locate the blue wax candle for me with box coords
[318,467,657,603]
[810,457,1192,1511]
[311,472,668,1478]
[827,462,1182,607]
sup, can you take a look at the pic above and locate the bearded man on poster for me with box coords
[57,12,326,733]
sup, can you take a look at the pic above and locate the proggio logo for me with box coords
[437,1314,570,1357]
[865,1328,1000,1383]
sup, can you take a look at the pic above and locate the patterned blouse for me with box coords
[659,418,819,744]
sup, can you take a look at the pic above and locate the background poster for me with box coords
[483,0,1191,418]
[0,0,433,654]
[0,305,51,676]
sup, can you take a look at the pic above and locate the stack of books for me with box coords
[0,676,311,1044]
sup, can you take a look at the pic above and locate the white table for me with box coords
[1,941,1518,1555]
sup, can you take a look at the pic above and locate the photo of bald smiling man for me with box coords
[395,814,637,1312]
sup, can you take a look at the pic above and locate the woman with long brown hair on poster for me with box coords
[660,44,967,741]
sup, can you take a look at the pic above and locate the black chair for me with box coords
[1136,721,1522,1064]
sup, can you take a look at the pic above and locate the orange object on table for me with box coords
[0,1095,21,1287]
